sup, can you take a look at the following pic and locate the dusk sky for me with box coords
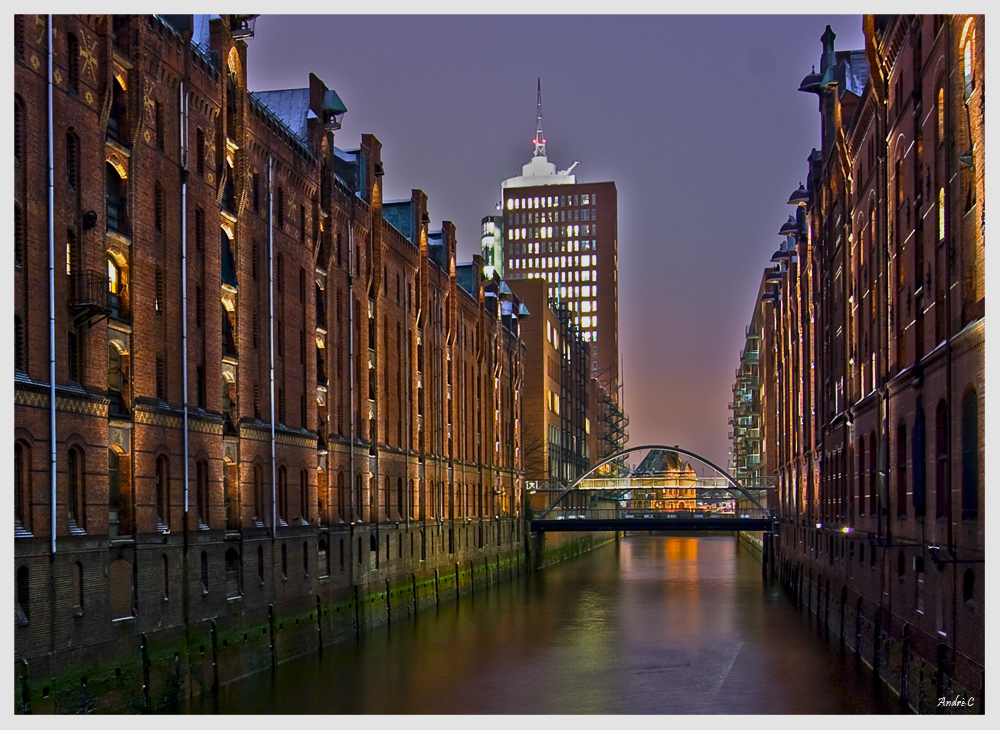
[246,14,868,470]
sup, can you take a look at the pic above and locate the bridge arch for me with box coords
[537,444,770,518]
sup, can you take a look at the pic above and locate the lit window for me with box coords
[582,254,590,266]
[937,87,945,145]
[582,301,591,313]
[963,23,975,99]
[534,197,539,208]
[591,300,597,312]
[506,199,513,210]
[938,188,946,241]
[582,270,590,282]
[582,316,592,328]
[108,258,120,294]
[591,269,597,281]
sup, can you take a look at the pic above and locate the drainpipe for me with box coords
[180,80,190,519]
[348,221,355,525]
[943,19,955,559]
[47,15,56,555]
[269,156,276,534]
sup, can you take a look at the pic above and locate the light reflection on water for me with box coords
[211,536,891,714]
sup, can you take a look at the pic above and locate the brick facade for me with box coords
[746,15,985,712]
[14,14,526,712]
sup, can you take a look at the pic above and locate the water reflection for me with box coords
[212,535,891,714]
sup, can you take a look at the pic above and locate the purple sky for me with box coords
[246,14,867,470]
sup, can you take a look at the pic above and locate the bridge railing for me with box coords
[533,501,774,523]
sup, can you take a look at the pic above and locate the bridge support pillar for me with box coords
[532,531,545,571]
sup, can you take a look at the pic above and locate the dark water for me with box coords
[213,536,891,714]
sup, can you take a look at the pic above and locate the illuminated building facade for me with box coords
[508,277,595,491]
[501,80,627,462]
[481,214,504,279]
[752,16,984,711]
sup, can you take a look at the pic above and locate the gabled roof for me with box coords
[250,88,311,144]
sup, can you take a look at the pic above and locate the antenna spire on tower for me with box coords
[534,77,546,158]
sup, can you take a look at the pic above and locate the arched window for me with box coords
[16,566,29,625]
[936,85,945,147]
[869,431,877,515]
[896,422,907,518]
[221,229,237,288]
[300,468,308,523]
[107,256,125,318]
[962,22,976,100]
[15,204,25,268]
[277,466,287,525]
[961,390,979,520]
[963,569,975,606]
[106,163,127,234]
[226,72,237,140]
[108,448,121,536]
[15,441,31,531]
[222,160,235,213]
[857,437,866,515]
[155,100,164,149]
[15,315,25,373]
[397,477,404,520]
[355,473,363,522]
[107,343,124,393]
[65,131,78,192]
[253,463,263,523]
[936,400,949,519]
[155,266,164,315]
[337,471,345,519]
[14,98,23,167]
[155,455,169,528]
[66,229,76,276]
[154,182,163,233]
[67,446,85,531]
[196,459,209,528]
[107,75,128,145]
[912,402,926,518]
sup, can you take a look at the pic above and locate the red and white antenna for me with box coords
[533,77,546,158]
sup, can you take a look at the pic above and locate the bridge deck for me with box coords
[530,517,773,532]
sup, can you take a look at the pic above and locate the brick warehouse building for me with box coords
[740,16,984,712]
[14,14,527,712]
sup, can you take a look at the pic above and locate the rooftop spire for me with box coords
[533,77,546,158]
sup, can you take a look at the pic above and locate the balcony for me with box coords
[69,269,111,326]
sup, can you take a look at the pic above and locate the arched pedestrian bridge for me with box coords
[528,445,777,534]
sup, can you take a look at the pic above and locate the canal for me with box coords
[209,535,891,714]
